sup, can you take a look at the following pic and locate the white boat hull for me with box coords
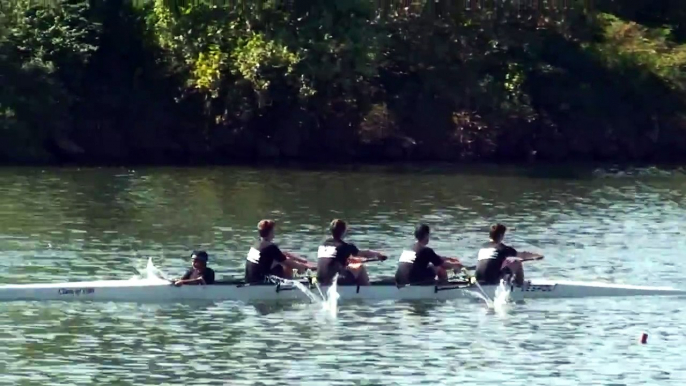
[0,278,683,304]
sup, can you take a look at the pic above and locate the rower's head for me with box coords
[489,223,507,243]
[258,219,276,241]
[414,223,430,245]
[330,219,347,240]
[191,250,209,269]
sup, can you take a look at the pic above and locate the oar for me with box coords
[355,254,388,263]
[309,276,326,299]
[461,268,493,306]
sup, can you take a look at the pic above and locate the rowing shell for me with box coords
[0,277,683,304]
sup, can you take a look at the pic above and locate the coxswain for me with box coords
[174,251,216,286]
[474,223,544,286]
[316,219,387,286]
[395,224,464,286]
[245,219,315,283]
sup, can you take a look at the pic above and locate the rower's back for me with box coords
[316,238,359,284]
[245,240,287,283]
[475,241,517,284]
[395,243,443,285]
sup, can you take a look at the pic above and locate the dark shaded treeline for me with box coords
[0,0,685,165]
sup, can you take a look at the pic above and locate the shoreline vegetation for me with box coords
[1,0,685,165]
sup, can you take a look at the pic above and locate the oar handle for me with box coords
[460,267,478,284]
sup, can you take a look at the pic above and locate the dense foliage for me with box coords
[1,0,685,164]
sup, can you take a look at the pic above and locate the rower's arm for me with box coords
[356,249,387,260]
[350,255,388,264]
[356,249,376,258]
[174,277,206,286]
[441,257,463,269]
[284,251,309,264]
[516,251,544,261]
[273,246,315,271]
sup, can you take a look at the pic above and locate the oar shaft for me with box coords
[461,268,493,304]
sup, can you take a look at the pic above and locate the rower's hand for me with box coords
[173,280,184,287]
[377,254,388,261]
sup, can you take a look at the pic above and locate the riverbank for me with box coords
[1,0,685,165]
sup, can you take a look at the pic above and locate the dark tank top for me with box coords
[474,242,517,284]
[395,243,444,285]
[244,242,287,283]
[316,238,359,284]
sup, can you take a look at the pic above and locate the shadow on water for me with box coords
[249,301,313,315]
[395,299,491,316]
[209,162,602,180]
[398,301,441,316]
[173,162,686,180]
[249,299,442,317]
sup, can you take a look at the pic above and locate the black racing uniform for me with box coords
[244,242,288,283]
[316,238,359,285]
[181,267,216,284]
[474,242,518,285]
[395,243,445,286]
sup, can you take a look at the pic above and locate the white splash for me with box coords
[491,280,513,316]
[286,273,339,319]
[493,280,512,307]
[130,257,169,282]
[462,279,512,312]
[322,273,339,317]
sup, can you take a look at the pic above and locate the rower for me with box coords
[474,223,544,286]
[174,251,216,286]
[395,224,464,286]
[244,219,315,283]
[316,219,387,286]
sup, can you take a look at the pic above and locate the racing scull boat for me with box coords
[0,276,683,304]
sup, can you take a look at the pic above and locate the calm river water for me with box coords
[0,165,685,385]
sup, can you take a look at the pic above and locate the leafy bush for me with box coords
[1,0,685,163]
